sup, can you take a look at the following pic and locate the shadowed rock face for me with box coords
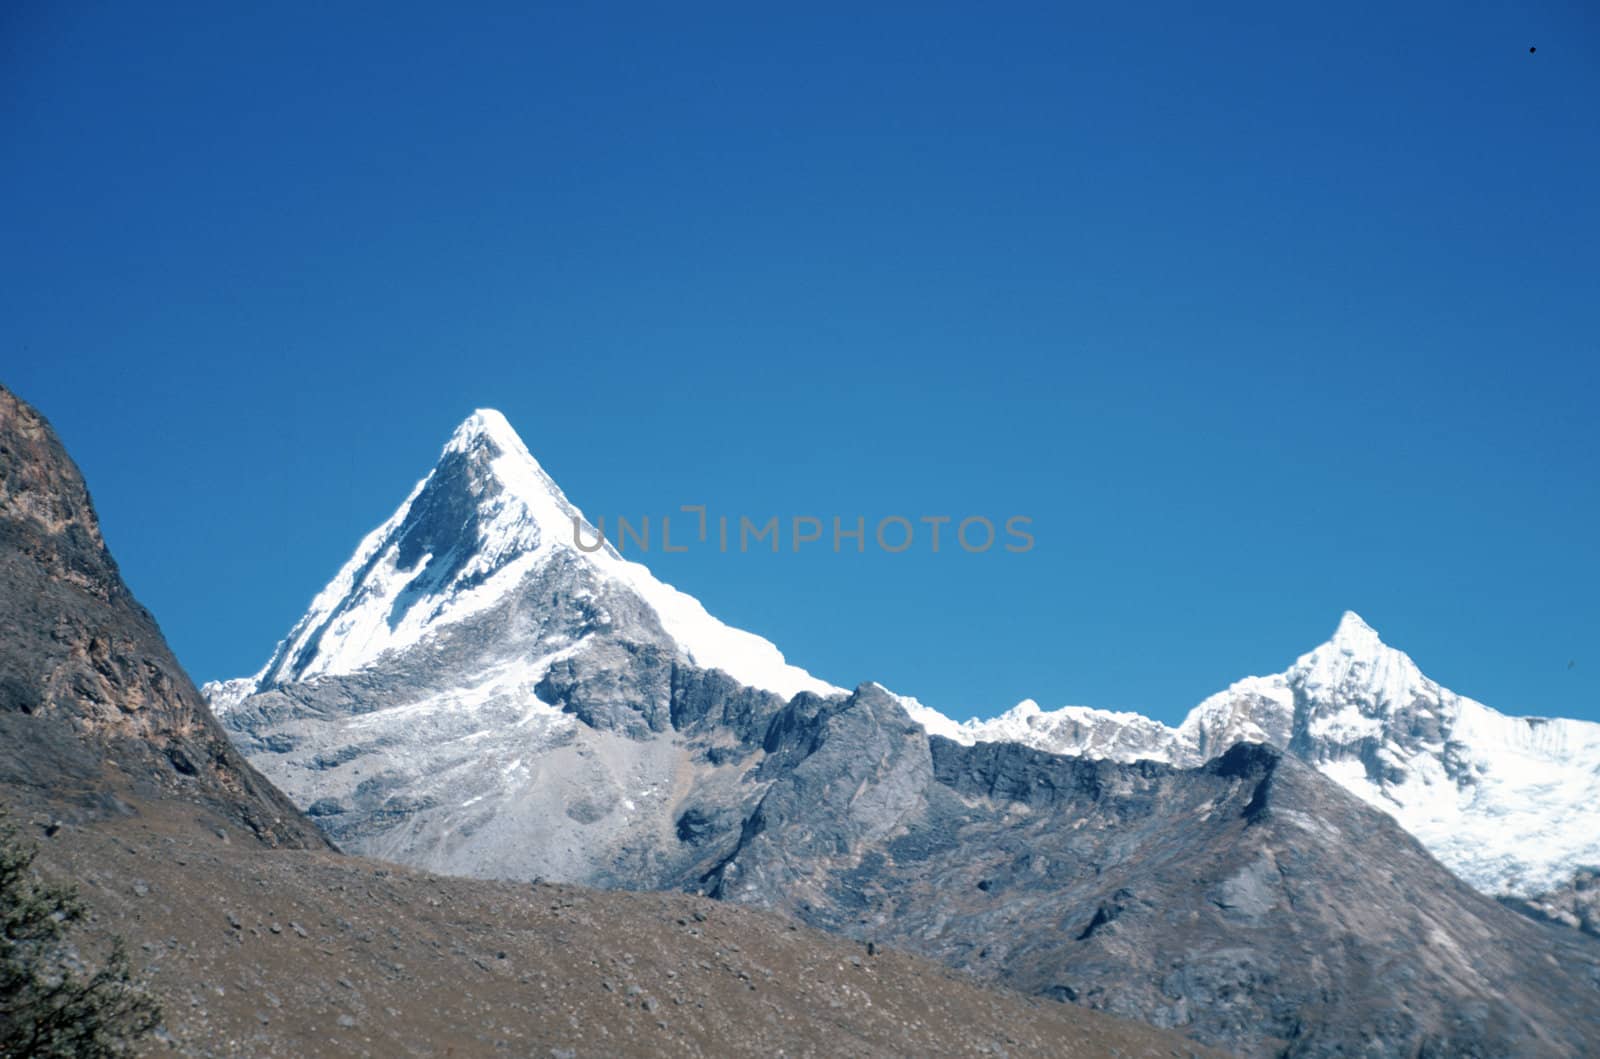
[0,384,324,849]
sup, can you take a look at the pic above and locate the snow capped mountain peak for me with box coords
[446,407,525,454]
[238,410,581,689]
[433,407,592,548]
[997,698,1042,721]
[208,405,1600,908]
[209,409,836,708]
[1290,610,1430,721]
[438,409,575,518]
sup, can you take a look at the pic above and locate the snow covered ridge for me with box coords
[205,409,838,707]
[899,611,1600,899]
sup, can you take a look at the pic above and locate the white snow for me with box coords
[883,687,971,742]
[884,690,1188,763]
[610,556,839,700]
[203,677,259,718]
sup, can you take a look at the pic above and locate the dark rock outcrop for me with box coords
[0,384,325,849]
[1509,868,1600,937]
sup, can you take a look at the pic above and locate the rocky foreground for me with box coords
[8,792,1219,1059]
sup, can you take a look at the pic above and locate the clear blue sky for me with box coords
[4,2,1596,724]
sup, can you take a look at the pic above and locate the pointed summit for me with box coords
[443,408,542,468]
[245,411,583,687]
[215,409,837,699]
[1008,698,1043,718]
[1291,609,1426,719]
[1330,610,1384,652]
[450,407,518,443]
[433,408,567,517]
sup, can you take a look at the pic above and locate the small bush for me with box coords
[0,811,161,1058]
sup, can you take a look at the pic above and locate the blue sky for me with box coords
[4,2,1596,724]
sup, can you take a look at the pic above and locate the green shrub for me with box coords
[0,812,160,1058]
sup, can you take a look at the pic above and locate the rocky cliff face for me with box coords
[0,384,323,848]
[210,409,1600,1057]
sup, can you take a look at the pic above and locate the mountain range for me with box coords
[2,383,1225,1058]
[204,408,1600,1055]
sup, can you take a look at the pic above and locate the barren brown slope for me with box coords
[0,383,1220,1058]
[17,798,1223,1058]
